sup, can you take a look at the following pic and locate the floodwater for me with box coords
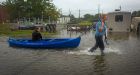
[0,30,140,75]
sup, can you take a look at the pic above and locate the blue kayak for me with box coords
[8,37,81,49]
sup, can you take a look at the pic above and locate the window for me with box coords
[115,15,123,22]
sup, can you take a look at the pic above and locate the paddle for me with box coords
[104,38,109,45]
[79,24,95,37]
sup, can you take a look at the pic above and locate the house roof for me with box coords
[108,11,131,14]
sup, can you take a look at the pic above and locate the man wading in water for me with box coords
[89,15,107,55]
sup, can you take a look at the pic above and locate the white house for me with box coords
[107,11,131,32]
[57,16,70,24]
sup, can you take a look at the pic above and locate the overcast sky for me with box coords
[53,0,140,17]
[0,0,140,17]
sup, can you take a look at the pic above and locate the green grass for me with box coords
[9,30,33,37]
[0,23,57,37]
[9,30,57,37]
[0,23,11,35]
[79,21,92,26]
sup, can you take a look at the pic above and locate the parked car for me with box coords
[18,25,35,30]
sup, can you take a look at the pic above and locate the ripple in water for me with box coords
[68,47,122,55]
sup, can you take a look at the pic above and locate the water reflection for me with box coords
[136,33,140,39]
[108,32,130,40]
[93,55,107,75]
[108,32,140,41]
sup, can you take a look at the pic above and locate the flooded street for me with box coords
[0,30,140,75]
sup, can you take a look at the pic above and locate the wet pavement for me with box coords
[0,30,140,75]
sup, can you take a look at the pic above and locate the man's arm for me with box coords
[104,26,107,39]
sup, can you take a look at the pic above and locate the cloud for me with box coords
[53,0,140,16]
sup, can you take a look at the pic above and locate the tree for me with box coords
[69,14,78,23]
[132,10,140,18]
[93,14,100,20]
[82,14,100,22]
[2,0,60,22]
[83,14,94,22]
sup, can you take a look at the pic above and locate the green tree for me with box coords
[2,0,60,22]
[69,14,79,23]
[82,14,99,22]
[132,10,140,18]
[93,14,100,20]
[83,14,94,22]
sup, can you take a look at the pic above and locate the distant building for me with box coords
[57,16,70,24]
[131,17,140,33]
[107,11,131,32]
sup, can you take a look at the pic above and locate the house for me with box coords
[131,17,140,34]
[57,16,70,24]
[107,11,131,32]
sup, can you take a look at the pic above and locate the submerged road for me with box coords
[0,30,140,75]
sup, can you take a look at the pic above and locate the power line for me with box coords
[60,8,101,18]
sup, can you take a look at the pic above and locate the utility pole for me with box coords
[98,4,100,18]
[79,9,81,23]
[49,16,51,24]
[29,2,31,23]
[69,9,71,23]
[42,11,43,23]
[120,5,121,11]
[102,10,103,16]
[60,9,63,24]
[60,8,62,17]
[23,0,27,25]
[69,9,71,17]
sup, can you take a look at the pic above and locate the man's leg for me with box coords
[99,36,105,55]
[89,36,99,52]
[89,44,98,52]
